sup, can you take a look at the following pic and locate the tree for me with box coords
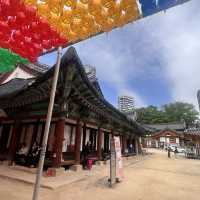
[163,102,199,126]
[136,102,199,126]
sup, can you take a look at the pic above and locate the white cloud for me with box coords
[149,0,200,109]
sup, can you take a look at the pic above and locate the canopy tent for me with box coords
[0,0,191,72]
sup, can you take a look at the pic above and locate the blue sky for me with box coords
[39,0,200,109]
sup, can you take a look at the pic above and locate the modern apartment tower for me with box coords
[118,95,136,120]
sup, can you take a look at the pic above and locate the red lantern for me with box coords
[0,21,9,32]
[12,30,24,41]
[31,33,42,43]
[42,39,52,50]
[7,16,17,29]
[16,11,26,26]
[24,6,36,20]
[33,43,43,55]
[38,18,50,33]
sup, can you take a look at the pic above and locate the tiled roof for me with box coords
[144,123,186,131]
[184,128,200,136]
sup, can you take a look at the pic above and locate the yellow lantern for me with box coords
[47,0,62,15]
[64,0,77,9]
[120,0,134,9]
[61,10,73,24]
[80,0,89,4]
[101,18,114,32]
[115,14,126,27]
[37,3,50,18]
[23,0,37,6]
[88,0,102,16]
[70,17,82,33]
[58,22,71,36]
[124,4,139,22]
[68,30,78,42]
[72,2,88,18]
[101,0,115,9]
[83,14,95,29]
[79,27,89,39]
[49,12,60,28]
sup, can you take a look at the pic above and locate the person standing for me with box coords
[168,146,171,158]
[174,146,178,158]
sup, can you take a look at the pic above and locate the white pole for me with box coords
[32,46,62,200]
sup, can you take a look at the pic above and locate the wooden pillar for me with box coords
[121,135,125,154]
[97,128,103,160]
[8,120,21,162]
[82,123,86,150]
[52,119,65,168]
[75,120,82,164]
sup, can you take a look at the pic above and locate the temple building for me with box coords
[0,47,145,170]
[143,122,186,148]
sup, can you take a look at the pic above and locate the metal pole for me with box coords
[32,46,62,200]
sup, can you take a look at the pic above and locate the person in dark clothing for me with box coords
[174,146,178,158]
[82,142,90,169]
[168,147,171,158]
[26,142,40,167]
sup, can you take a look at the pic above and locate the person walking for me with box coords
[167,146,171,158]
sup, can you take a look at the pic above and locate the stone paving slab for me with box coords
[0,155,145,191]
[0,165,89,190]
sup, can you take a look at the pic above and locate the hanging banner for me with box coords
[114,136,124,181]
[109,135,123,187]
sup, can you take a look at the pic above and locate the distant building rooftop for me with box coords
[144,122,186,132]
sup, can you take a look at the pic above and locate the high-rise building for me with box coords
[118,95,136,120]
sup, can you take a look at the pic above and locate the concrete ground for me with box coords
[1,149,200,200]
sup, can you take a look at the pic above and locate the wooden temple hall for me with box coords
[0,47,145,170]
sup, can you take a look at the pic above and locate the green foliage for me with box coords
[0,48,29,72]
[136,102,199,126]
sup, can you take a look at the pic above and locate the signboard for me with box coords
[114,136,123,181]
[109,136,116,187]
[109,136,123,187]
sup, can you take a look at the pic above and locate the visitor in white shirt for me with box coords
[15,143,29,165]
[17,143,29,156]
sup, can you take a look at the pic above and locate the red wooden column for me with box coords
[121,135,125,154]
[75,120,82,164]
[97,128,103,160]
[8,120,21,162]
[52,119,65,168]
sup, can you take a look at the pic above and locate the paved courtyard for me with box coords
[1,149,200,200]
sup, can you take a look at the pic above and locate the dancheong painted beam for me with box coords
[0,0,192,70]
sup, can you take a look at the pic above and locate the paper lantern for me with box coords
[101,0,115,9]
[64,0,77,9]
[88,0,102,16]
[23,0,37,6]
[37,3,50,17]
[80,0,89,4]
[61,10,72,24]
[42,39,52,50]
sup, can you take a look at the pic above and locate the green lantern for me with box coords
[0,48,29,73]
